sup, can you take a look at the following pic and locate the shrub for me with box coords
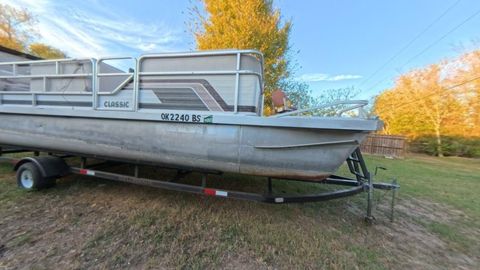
[409,136,480,158]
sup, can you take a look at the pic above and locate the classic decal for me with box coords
[104,100,130,108]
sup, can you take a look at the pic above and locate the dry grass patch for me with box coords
[0,154,479,269]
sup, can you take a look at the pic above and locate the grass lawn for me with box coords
[0,154,479,269]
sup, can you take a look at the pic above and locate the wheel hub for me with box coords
[21,170,34,188]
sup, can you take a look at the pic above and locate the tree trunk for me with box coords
[435,128,444,157]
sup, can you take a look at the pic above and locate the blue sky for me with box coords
[4,0,480,99]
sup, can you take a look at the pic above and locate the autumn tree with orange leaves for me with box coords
[191,0,313,114]
[29,42,66,59]
[0,4,35,51]
[455,50,480,135]
[374,50,480,157]
[0,4,65,59]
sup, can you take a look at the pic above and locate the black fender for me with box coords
[14,156,70,179]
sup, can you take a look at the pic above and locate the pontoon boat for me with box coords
[0,50,380,181]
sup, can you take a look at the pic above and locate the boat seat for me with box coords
[272,89,296,114]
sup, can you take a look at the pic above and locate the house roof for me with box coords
[0,45,43,60]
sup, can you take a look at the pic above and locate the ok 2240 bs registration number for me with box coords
[160,113,213,123]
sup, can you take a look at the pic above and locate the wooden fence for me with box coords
[360,134,407,158]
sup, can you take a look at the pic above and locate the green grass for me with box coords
[354,155,480,220]
[0,154,479,269]
[342,155,480,256]
[425,221,475,251]
[0,162,11,174]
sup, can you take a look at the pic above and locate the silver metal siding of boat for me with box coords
[0,114,367,180]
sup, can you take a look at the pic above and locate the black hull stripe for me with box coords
[139,103,255,112]
[2,100,31,105]
[139,103,208,110]
[38,101,92,107]
[2,100,92,107]
[2,100,255,112]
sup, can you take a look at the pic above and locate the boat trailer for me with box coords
[0,146,399,222]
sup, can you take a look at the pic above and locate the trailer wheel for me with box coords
[16,163,50,190]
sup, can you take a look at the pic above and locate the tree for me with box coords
[454,50,480,136]
[374,63,466,156]
[310,87,359,116]
[29,43,66,59]
[191,0,311,114]
[278,78,314,109]
[0,4,65,59]
[0,3,36,51]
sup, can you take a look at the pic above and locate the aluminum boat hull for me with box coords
[0,114,369,180]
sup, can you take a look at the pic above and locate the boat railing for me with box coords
[137,50,265,114]
[0,58,94,107]
[0,58,95,93]
[94,56,137,110]
[271,100,369,118]
[95,57,136,94]
[0,50,265,115]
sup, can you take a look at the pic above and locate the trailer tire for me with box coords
[16,163,50,190]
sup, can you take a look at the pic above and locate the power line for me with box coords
[357,0,461,88]
[366,73,396,93]
[366,6,480,92]
[398,8,480,70]
[445,75,480,90]
[376,75,480,115]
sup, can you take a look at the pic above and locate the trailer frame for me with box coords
[0,146,399,222]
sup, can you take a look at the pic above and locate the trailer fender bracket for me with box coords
[14,156,70,179]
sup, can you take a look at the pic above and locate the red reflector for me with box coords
[203,188,216,196]
[79,169,88,175]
